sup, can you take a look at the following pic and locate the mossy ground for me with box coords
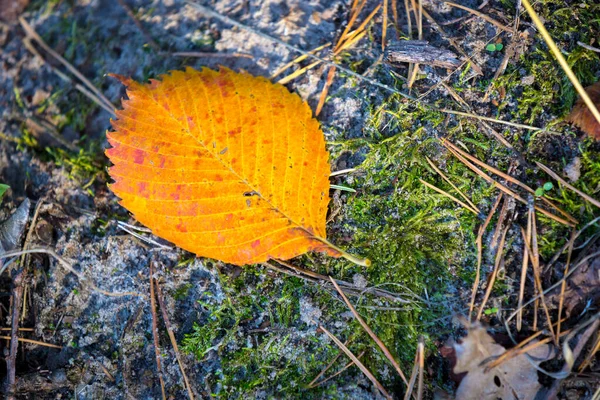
[2,0,599,398]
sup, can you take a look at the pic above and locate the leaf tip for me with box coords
[108,73,135,87]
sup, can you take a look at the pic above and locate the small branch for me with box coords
[385,40,460,69]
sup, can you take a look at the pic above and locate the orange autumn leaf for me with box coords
[106,67,355,266]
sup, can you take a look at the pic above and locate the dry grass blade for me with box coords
[443,139,577,224]
[407,0,423,88]
[318,324,392,399]
[155,279,195,400]
[556,230,576,340]
[309,350,366,388]
[19,17,114,114]
[521,0,600,127]
[329,277,409,385]
[277,60,322,85]
[517,207,532,331]
[271,42,331,78]
[469,194,502,319]
[521,220,557,344]
[477,224,509,320]
[536,161,600,209]
[419,179,479,214]
[505,250,600,337]
[0,248,144,298]
[417,337,424,400]
[424,157,479,212]
[190,2,565,138]
[444,1,511,32]
[403,341,420,400]
[307,344,346,387]
[391,0,400,37]
[316,66,337,116]
[578,334,600,372]
[484,328,570,371]
[335,0,368,52]
[0,328,34,332]
[382,0,388,50]
[149,262,167,400]
[0,336,62,349]
[172,51,252,59]
[442,142,574,226]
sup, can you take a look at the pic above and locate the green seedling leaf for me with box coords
[495,43,504,51]
[486,43,497,52]
[0,183,9,200]
[535,187,545,197]
[484,307,498,315]
[543,182,554,191]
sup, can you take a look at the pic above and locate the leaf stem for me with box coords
[316,237,371,267]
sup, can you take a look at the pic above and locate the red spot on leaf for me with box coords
[133,149,145,165]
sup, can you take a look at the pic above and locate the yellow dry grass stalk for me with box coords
[441,140,575,226]
[329,277,409,385]
[444,1,511,32]
[469,194,502,320]
[425,156,479,212]
[318,324,392,399]
[476,224,509,320]
[420,179,479,215]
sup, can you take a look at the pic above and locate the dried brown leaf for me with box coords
[567,81,600,140]
[453,324,555,400]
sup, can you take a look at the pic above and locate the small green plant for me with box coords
[0,183,9,200]
[535,181,554,197]
[483,307,499,316]
[486,43,504,52]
